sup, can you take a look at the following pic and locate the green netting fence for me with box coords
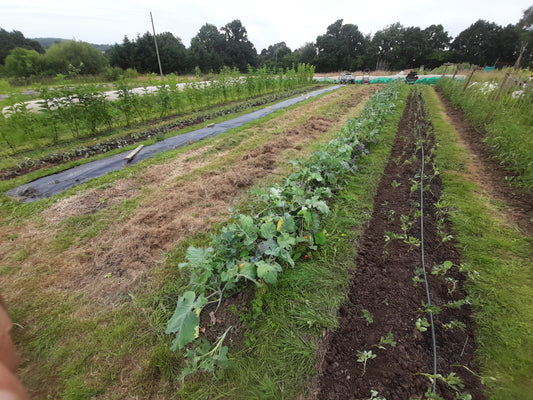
[314,76,453,85]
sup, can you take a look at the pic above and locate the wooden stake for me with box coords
[125,145,145,162]
[463,68,477,91]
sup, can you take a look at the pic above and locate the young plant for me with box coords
[361,309,374,325]
[179,327,233,381]
[374,332,397,350]
[442,320,466,331]
[416,317,430,332]
[431,261,453,276]
[416,371,465,392]
[357,350,376,377]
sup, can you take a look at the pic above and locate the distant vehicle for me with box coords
[405,70,419,84]
[339,71,355,84]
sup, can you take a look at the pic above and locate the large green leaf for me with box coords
[237,214,258,245]
[256,260,282,284]
[239,262,257,280]
[277,232,296,249]
[260,221,277,239]
[166,291,207,350]
[280,214,297,233]
[184,246,213,266]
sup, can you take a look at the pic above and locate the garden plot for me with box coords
[316,89,484,399]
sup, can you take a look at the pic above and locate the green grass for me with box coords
[437,74,533,191]
[426,86,533,399]
[162,85,409,399]
[12,293,155,399]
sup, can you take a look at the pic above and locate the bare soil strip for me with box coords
[316,89,485,399]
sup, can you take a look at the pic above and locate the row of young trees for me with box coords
[1,7,532,77]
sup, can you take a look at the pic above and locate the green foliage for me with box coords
[438,75,533,191]
[166,81,404,365]
[374,332,397,350]
[427,86,533,398]
[0,66,317,154]
[0,28,44,64]
[166,291,208,350]
[4,48,44,77]
[356,350,376,376]
[44,40,109,75]
[180,329,233,381]
[361,309,374,324]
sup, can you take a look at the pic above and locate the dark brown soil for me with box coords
[316,89,486,399]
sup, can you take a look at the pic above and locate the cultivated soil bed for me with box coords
[316,89,485,399]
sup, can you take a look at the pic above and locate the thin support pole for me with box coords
[150,11,164,78]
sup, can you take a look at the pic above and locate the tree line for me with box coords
[1,6,532,79]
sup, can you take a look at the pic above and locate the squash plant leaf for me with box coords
[256,260,282,284]
[260,221,277,239]
[166,291,208,350]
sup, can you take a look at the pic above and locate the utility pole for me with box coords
[150,11,164,78]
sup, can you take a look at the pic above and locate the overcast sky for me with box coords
[1,0,531,51]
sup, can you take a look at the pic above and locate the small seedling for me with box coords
[445,277,458,295]
[416,371,465,391]
[432,261,453,276]
[442,320,466,331]
[391,180,401,188]
[357,350,376,376]
[361,309,374,324]
[413,267,425,286]
[416,317,430,332]
[420,302,442,315]
[369,390,387,400]
[444,298,470,310]
[374,332,397,350]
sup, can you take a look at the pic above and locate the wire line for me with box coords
[417,93,438,393]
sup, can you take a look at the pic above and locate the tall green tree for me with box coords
[315,19,369,72]
[189,23,226,72]
[0,28,44,65]
[44,40,108,75]
[422,24,452,68]
[294,42,317,65]
[517,6,533,67]
[106,36,136,71]
[155,32,189,74]
[4,47,44,77]
[451,20,504,65]
[220,19,257,71]
[133,32,158,74]
[370,23,407,70]
[259,42,292,70]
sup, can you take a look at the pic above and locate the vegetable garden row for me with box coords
[0,64,315,153]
